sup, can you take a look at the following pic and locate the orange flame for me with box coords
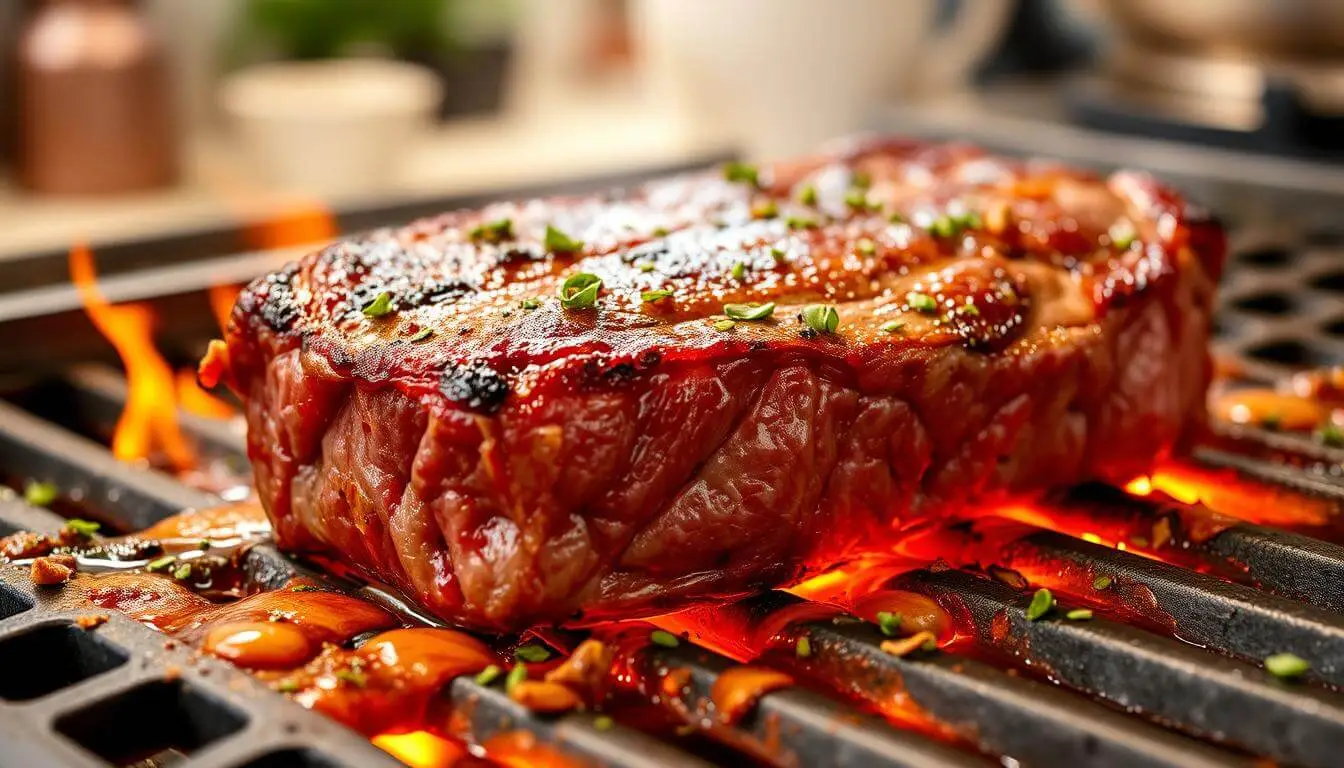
[243,201,338,252]
[209,284,243,334]
[174,369,235,421]
[373,731,466,768]
[70,244,195,471]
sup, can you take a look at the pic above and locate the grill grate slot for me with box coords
[0,621,129,702]
[53,679,248,765]
[237,749,346,768]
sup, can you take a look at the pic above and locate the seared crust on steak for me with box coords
[213,138,1225,631]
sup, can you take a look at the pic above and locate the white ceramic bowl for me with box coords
[220,59,443,195]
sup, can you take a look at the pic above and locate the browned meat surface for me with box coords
[208,137,1226,631]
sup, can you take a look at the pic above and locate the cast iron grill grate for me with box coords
[2,170,1344,768]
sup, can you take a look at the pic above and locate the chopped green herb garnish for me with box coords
[751,199,779,220]
[172,563,193,581]
[520,297,542,310]
[724,302,776,321]
[1109,221,1136,250]
[1026,588,1055,621]
[505,663,528,693]
[593,715,614,731]
[544,224,584,253]
[63,518,100,538]
[650,629,681,648]
[276,679,301,693]
[844,188,870,209]
[641,288,674,303]
[1092,575,1113,591]
[361,292,394,318]
[876,611,902,637]
[515,644,552,662]
[796,636,812,658]
[723,161,759,187]
[714,318,737,332]
[407,327,434,343]
[1265,652,1310,679]
[335,668,367,688]
[907,292,938,313]
[801,304,840,334]
[798,185,818,206]
[786,216,817,230]
[928,215,959,238]
[198,539,212,551]
[290,585,321,593]
[558,273,602,309]
[731,261,747,280]
[770,247,787,264]
[880,320,906,334]
[889,212,906,224]
[1065,609,1094,621]
[469,217,514,243]
[651,226,670,237]
[956,211,983,230]
[24,480,58,507]
[851,170,872,189]
[146,555,177,573]
[637,260,656,273]
[856,238,876,255]
[1316,422,1344,448]
[475,664,502,686]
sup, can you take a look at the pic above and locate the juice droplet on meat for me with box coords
[204,621,314,669]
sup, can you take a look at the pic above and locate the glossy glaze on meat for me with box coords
[209,137,1225,631]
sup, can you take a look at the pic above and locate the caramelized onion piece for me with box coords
[710,666,794,724]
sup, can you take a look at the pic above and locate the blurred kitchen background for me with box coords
[3,0,1344,263]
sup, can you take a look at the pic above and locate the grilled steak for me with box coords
[208,138,1225,631]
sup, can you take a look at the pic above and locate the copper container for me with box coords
[17,0,178,195]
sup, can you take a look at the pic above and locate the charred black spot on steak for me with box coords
[256,267,300,332]
[406,280,477,307]
[440,363,511,413]
[638,350,663,370]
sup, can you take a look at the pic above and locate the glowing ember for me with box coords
[373,731,466,768]
[69,244,195,471]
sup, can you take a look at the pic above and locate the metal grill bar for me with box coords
[1056,485,1344,611]
[681,594,1243,768]
[1194,446,1344,502]
[1000,531,1344,684]
[638,643,983,768]
[900,569,1344,768]
[0,398,216,529]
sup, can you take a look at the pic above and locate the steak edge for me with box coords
[209,138,1225,631]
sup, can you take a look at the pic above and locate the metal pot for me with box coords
[1102,0,1344,59]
